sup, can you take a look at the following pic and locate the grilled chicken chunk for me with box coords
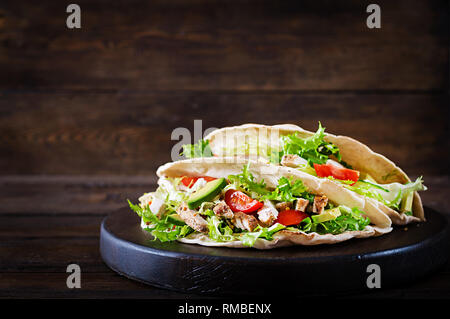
[275,202,292,211]
[280,154,307,168]
[258,201,279,227]
[177,202,208,233]
[295,198,309,212]
[213,201,234,219]
[233,212,258,232]
[312,195,328,214]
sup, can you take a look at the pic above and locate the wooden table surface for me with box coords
[0,0,448,299]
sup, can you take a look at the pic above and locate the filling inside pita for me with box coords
[183,123,426,217]
[129,164,377,248]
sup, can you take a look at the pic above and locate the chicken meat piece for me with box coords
[258,201,279,227]
[295,198,309,212]
[280,154,307,168]
[275,202,292,211]
[213,201,234,219]
[312,195,328,214]
[232,212,259,232]
[176,202,209,233]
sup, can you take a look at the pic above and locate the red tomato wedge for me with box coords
[180,176,217,188]
[313,163,360,185]
[224,190,264,214]
[276,209,309,226]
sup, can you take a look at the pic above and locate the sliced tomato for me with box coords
[224,190,264,214]
[313,163,360,184]
[180,176,216,188]
[276,209,309,226]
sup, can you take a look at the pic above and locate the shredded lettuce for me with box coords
[206,216,236,242]
[128,200,194,242]
[240,223,286,247]
[227,164,315,204]
[299,206,370,234]
[181,139,213,158]
[227,163,269,198]
[276,122,341,166]
[263,176,314,203]
[342,177,426,211]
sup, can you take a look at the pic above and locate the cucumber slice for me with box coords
[187,178,227,209]
[166,214,186,226]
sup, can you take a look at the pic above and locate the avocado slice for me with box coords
[166,214,186,226]
[311,207,341,223]
[187,178,227,209]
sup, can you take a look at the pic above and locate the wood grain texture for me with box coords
[0,0,447,91]
[0,93,447,175]
[0,273,203,299]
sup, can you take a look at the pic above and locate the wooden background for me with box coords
[0,0,449,298]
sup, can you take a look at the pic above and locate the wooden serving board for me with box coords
[100,207,449,296]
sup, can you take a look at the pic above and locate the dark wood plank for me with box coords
[0,93,448,175]
[0,0,447,91]
[0,176,154,214]
[0,238,105,272]
[0,272,206,299]
[1,270,449,299]
[0,215,104,238]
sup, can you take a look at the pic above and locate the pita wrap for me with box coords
[204,124,425,225]
[156,157,392,249]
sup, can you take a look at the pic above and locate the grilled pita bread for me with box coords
[204,124,424,225]
[156,157,392,249]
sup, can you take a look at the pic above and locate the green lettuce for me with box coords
[276,122,341,166]
[227,163,269,198]
[263,176,314,203]
[206,216,236,242]
[128,200,194,242]
[342,177,426,211]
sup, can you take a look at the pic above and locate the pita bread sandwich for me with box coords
[201,123,427,225]
[128,157,392,249]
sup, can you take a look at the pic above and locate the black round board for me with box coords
[100,206,450,296]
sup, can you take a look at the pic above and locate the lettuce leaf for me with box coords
[299,206,370,235]
[128,200,194,242]
[342,177,426,211]
[241,223,286,247]
[227,163,269,198]
[263,176,314,203]
[206,216,236,242]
